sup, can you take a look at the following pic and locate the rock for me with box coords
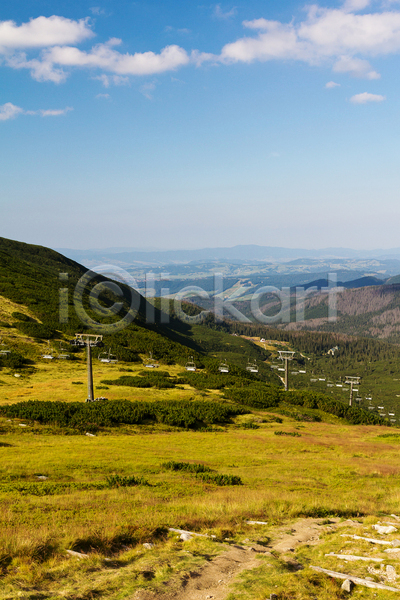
[246,520,268,525]
[269,594,278,600]
[143,543,154,549]
[85,432,96,437]
[373,524,397,534]
[341,579,354,592]
[391,539,400,547]
[180,533,193,541]
[386,565,397,582]
[66,549,88,558]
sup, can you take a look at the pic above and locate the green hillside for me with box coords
[0,235,276,377]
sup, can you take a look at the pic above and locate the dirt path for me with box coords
[133,518,343,600]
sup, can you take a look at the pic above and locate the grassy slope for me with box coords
[1,415,400,598]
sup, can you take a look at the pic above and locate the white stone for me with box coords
[373,524,397,534]
[386,565,397,582]
[341,579,354,592]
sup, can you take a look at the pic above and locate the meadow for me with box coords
[2,391,400,599]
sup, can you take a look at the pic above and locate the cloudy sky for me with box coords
[1,0,400,250]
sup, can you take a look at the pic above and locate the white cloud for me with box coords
[96,93,110,99]
[2,4,400,87]
[221,20,301,63]
[298,6,400,56]
[215,5,400,79]
[94,73,130,87]
[94,73,110,87]
[165,25,191,35]
[6,52,68,82]
[0,102,23,120]
[342,0,371,13]
[90,7,106,16]
[140,81,156,99]
[350,91,386,102]
[214,5,237,20]
[38,107,73,116]
[0,16,93,49]
[45,40,190,76]
[325,80,341,88]
[0,102,73,120]
[333,55,380,78]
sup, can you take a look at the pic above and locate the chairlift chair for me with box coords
[99,348,118,364]
[144,352,159,368]
[246,359,258,374]
[57,342,70,360]
[218,360,229,373]
[70,338,85,348]
[42,340,55,360]
[185,356,197,372]
[0,337,10,356]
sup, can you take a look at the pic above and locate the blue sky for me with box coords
[1,0,400,250]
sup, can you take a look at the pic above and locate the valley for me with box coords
[2,236,400,599]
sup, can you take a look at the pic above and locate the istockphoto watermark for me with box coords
[59,267,340,335]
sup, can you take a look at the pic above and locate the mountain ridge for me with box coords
[55,244,400,267]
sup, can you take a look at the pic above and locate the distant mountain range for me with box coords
[55,244,400,267]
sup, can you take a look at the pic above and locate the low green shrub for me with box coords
[0,399,246,430]
[0,351,32,369]
[106,474,148,488]
[11,311,33,322]
[14,321,56,339]
[196,473,243,486]
[162,461,212,473]
[224,385,281,409]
